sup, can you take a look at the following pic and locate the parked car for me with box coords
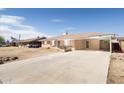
[28,44,40,48]
[32,45,40,48]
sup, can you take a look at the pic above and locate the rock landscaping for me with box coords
[0,47,59,62]
[0,57,18,64]
[107,53,124,84]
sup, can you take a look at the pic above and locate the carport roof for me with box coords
[117,37,124,41]
[19,37,46,43]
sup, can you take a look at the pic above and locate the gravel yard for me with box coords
[107,53,124,84]
[0,47,59,63]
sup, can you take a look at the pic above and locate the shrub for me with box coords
[104,40,110,44]
[0,36,5,44]
[0,60,4,64]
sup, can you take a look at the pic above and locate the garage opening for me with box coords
[112,43,122,53]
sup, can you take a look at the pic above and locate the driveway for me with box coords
[0,51,110,84]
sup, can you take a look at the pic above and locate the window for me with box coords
[47,41,51,44]
[57,41,61,46]
[42,41,44,44]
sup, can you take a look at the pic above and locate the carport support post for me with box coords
[110,35,112,54]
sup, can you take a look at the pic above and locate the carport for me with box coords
[89,34,121,53]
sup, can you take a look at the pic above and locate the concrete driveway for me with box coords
[0,51,110,84]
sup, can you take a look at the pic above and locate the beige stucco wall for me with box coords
[120,41,124,52]
[100,40,110,51]
[72,40,86,50]
[42,44,51,48]
[72,39,100,50]
[42,40,65,48]
[59,40,64,46]
[42,41,51,48]
[42,39,100,50]
[89,39,100,50]
[70,40,75,48]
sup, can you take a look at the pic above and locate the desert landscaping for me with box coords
[107,53,124,84]
[0,47,59,64]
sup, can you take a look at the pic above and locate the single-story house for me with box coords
[18,37,46,48]
[39,32,122,52]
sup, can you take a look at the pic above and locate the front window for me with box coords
[47,41,51,44]
[42,41,44,44]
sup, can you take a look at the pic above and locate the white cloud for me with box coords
[60,27,75,33]
[0,8,6,11]
[51,19,64,23]
[0,15,46,40]
[0,15,24,25]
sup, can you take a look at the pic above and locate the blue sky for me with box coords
[0,8,124,40]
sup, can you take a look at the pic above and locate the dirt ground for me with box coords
[0,47,59,62]
[107,53,124,84]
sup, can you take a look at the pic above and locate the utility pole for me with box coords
[19,34,21,41]
[18,34,21,47]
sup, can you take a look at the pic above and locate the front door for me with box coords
[57,41,61,47]
[86,41,89,48]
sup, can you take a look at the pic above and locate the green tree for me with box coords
[0,36,5,44]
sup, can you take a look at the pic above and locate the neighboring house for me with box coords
[40,32,121,52]
[18,37,46,48]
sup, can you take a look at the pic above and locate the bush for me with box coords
[104,40,110,44]
[0,60,4,64]
[47,47,50,49]
[12,57,18,60]
[0,36,5,44]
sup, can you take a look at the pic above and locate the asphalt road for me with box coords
[0,51,110,84]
